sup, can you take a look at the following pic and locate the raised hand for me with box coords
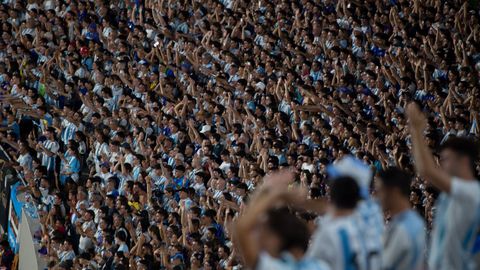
[406,102,427,131]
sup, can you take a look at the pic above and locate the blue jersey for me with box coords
[383,210,426,270]
[60,154,81,184]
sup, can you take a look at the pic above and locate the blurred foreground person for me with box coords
[235,171,330,270]
[376,167,426,270]
[327,156,384,270]
[407,103,480,270]
[306,176,367,270]
[307,156,383,270]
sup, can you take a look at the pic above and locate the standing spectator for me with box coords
[235,171,330,270]
[407,103,480,270]
[37,127,59,178]
[376,167,426,270]
[306,176,367,270]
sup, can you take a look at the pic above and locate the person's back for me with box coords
[377,167,426,270]
[384,209,426,270]
[326,155,383,270]
[307,176,367,270]
[354,198,383,270]
[307,214,367,270]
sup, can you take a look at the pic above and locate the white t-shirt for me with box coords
[429,177,480,270]
[117,243,129,255]
[79,220,95,253]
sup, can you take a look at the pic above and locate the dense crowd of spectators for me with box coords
[0,0,479,269]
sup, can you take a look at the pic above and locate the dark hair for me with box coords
[203,209,216,220]
[378,167,411,197]
[115,231,127,242]
[330,176,360,209]
[266,208,311,252]
[439,137,479,174]
[86,209,95,220]
[190,206,201,217]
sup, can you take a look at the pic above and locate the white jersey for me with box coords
[355,200,384,270]
[383,209,426,270]
[429,177,480,270]
[257,252,330,270]
[307,214,367,270]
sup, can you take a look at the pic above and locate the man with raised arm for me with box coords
[406,102,480,270]
[234,170,330,270]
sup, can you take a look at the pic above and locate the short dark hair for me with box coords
[86,209,95,219]
[440,137,479,173]
[115,231,127,242]
[203,209,216,220]
[266,208,310,252]
[330,176,360,209]
[378,167,411,197]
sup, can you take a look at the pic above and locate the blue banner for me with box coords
[7,182,22,253]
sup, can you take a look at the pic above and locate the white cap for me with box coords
[326,155,373,198]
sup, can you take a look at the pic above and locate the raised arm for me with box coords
[233,170,295,268]
[406,103,452,192]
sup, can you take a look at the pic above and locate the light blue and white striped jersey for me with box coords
[355,199,384,270]
[132,165,142,181]
[383,209,426,270]
[324,156,380,269]
[307,215,367,270]
[61,119,80,146]
[257,252,330,270]
[41,140,59,171]
[429,177,480,270]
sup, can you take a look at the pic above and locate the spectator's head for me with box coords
[439,137,479,178]
[330,176,360,210]
[63,239,74,251]
[0,240,11,252]
[376,167,412,213]
[201,209,216,225]
[56,260,73,270]
[259,208,311,257]
[115,231,127,245]
[45,127,56,139]
[174,165,185,178]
